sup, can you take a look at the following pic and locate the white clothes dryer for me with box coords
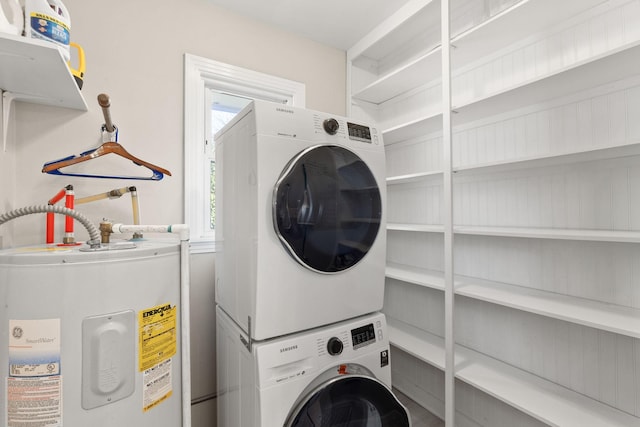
[215,100,386,340]
[216,307,411,427]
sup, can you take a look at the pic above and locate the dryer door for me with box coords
[273,145,382,273]
[284,374,411,427]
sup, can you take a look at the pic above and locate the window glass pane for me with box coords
[208,92,252,231]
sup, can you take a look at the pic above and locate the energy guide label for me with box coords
[139,303,177,371]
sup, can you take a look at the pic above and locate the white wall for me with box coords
[0,2,346,426]
[0,113,16,250]
[2,0,345,247]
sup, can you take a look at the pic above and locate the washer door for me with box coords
[273,145,382,273]
[285,374,411,427]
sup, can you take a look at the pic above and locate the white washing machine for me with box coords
[215,100,386,340]
[216,307,411,426]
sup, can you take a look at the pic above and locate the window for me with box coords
[184,54,306,253]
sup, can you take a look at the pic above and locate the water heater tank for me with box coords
[0,240,184,426]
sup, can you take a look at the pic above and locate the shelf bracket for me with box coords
[2,90,17,152]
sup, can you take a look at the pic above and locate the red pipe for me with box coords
[65,187,74,235]
[46,213,54,244]
[46,187,67,244]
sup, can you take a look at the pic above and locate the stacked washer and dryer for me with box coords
[214,100,411,426]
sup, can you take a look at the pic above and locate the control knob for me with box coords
[323,118,339,135]
[327,337,343,356]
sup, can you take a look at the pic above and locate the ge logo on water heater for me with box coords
[12,326,23,339]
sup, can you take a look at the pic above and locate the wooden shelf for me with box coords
[349,0,439,64]
[453,140,640,174]
[352,0,608,106]
[385,262,444,291]
[388,318,445,369]
[0,33,87,111]
[453,41,640,126]
[353,48,441,104]
[387,171,443,184]
[382,113,442,145]
[450,0,607,69]
[381,41,640,146]
[454,225,640,243]
[387,224,640,243]
[388,318,640,427]
[387,266,640,338]
[387,223,444,233]
[456,276,640,339]
[387,129,640,176]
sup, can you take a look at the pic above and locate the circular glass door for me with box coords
[285,375,410,427]
[273,145,382,273]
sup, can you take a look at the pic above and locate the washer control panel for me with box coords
[314,316,386,358]
[351,322,376,350]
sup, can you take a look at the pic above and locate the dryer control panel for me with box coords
[347,122,373,144]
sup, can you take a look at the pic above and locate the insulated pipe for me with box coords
[76,187,141,236]
[74,192,109,205]
[108,223,191,427]
[130,187,140,225]
[0,205,101,247]
[75,186,131,205]
[128,187,142,239]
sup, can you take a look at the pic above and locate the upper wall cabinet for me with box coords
[348,0,640,426]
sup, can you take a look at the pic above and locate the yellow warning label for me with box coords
[138,303,177,372]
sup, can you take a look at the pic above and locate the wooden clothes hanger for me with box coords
[41,94,172,181]
[42,141,172,180]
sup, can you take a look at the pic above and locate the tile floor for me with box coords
[394,388,445,427]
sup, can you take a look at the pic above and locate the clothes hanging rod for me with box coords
[97,93,115,132]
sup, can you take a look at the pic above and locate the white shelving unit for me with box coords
[456,277,640,339]
[384,115,442,145]
[388,318,640,427]
[453,140,640,174]
[452,41,640,127]
[386,265,640,339]
[386,262,445,291]
[0,32,87,150]
[349,0,640,425]
[454,226,640,243]
[387,223,444,233]
[387,170,443,184]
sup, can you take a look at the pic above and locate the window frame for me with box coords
[184,54,306,253]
